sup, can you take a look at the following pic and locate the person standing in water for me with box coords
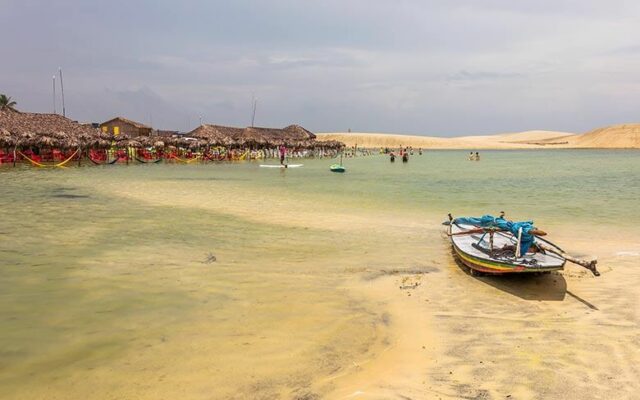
[279,145,287,165]
[469,151,475,161]
[475,151,480,161]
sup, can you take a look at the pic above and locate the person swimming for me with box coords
[475,151,480,161]
[469,151,475,161]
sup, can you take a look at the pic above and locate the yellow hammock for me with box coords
[19,149,79,168]
[172,155,200,164]
[237,150,249,160]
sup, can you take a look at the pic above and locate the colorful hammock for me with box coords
[135,157,163,164]
[170,155,200,163]
[19,149,79,168]
[89,156,118,165]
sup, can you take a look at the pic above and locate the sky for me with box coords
[1,0,640,135]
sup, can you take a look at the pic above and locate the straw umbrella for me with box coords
[0,128,15,148]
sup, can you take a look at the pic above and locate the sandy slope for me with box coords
[318,124,640,149]
[574,124,640,148]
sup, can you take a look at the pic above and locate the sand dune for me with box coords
[318,124,640,149]
[573,123,640,148]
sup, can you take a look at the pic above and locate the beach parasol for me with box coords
[0,128,16,147]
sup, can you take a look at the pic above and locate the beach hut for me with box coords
[283,124,316,140]
[188,124,239,147]
[0,109,102,165]
[100,117,152,138]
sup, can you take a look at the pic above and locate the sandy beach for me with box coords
[318,123,640,149]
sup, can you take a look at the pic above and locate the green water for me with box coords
[0,150,638,399]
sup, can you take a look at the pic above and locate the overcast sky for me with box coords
[1,0,639,135]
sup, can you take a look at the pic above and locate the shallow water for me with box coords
[0,150,639,399]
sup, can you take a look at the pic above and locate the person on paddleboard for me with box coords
[279,145,287,165]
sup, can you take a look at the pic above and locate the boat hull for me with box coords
[449,221,565,275]
[330,164,345,173]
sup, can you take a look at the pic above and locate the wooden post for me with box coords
[489,231,494,254]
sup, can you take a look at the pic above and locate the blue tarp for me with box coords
[454,215,536,256]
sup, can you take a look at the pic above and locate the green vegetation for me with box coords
[0,94,17,111]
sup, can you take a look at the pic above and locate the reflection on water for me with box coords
[0,150,639,398]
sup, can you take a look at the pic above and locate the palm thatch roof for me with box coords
[0,109,344,151]
[314,140,344,149]
[186,123,330,148]
[190,124,241,146]
[0,109,102,148]
[283,125,316,140]
[0,127,16,147]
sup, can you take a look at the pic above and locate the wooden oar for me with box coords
[535,241,600,277]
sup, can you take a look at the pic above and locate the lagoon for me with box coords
[1,150,639,399]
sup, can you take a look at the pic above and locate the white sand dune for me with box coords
[573,123,640,148]
[318,124,640,149]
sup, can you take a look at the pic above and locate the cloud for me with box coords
[1,1,640,134]
[447,70,524,82]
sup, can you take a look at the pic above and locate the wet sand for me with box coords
[91,173,640,399]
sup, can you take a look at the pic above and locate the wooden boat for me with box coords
[448,218,566,275]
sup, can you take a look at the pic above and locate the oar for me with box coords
[535,241,600,276]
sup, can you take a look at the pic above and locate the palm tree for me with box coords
[0,94,17,111]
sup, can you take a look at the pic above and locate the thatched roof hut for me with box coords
[0,109,101,148]
[283,125,316,140]
[0,127,16,147]
[186,123,331,148]
[236,127,270,146]
[189,124,240,146]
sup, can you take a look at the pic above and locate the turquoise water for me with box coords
[0,150,638,399]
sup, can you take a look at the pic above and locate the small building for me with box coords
[100,117,152,137]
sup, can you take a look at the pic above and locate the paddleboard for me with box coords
[259,164,303,168]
